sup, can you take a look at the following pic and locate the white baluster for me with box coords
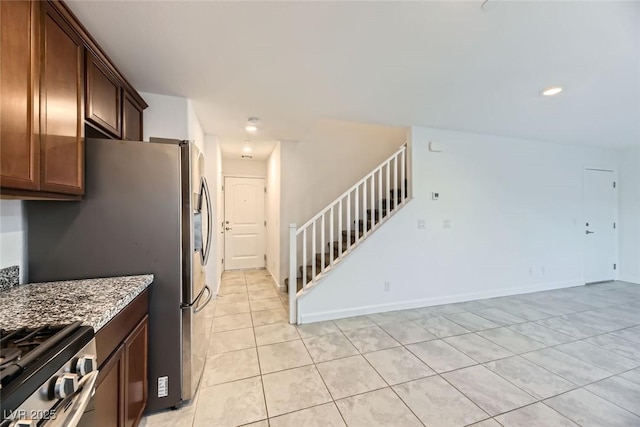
[321,214,325,274]
[386,160,391,212]
[302,228,307,289]
[289,224,297,324]
[329,206,334,267]
[363,179,367,239]
[354,186,359,247]
[312,221,316,280]
[401,148,405,204]
[394,155,398,207]
[379,167,383,218]
[347,193,351,253]
[370,174,375,228]
[338,199,342,261]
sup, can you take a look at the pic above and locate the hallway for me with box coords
[142,271,640,426]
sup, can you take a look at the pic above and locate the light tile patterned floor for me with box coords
[141,272,640,427]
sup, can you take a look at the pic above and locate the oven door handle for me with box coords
[43,370,98,427]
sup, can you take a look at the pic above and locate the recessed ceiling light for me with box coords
[542,86,563,96]
[245,117,259,133]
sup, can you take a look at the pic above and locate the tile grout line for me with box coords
[297,335,350,426]
[183,278,640,426]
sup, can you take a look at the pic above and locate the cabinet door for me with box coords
[0,0,39,191]
[122,91,143,141]
[86,52,122,138]
[40,3,84,194]
[124,315,148,427]
[90,344,125,427]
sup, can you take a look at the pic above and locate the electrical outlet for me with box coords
[432,192,440,200]
[528,268,533,277]
[443,219,451,229]
[417,219,426,229]
[384,281,391,292]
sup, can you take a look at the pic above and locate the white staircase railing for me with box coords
[289,144,408,323]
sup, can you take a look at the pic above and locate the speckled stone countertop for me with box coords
[0,265,19,291]
[0,275,153,332]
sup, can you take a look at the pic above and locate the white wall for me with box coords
[0,200,26,283]
[141,92,189,141]
[187,99,205,152]
[143,92,225,292]
[298,126,619,323]
[222,158,267,177]
[204,135,224,292]
[278,119,407,284]
[618,145,640,283]
[266,143,282,286]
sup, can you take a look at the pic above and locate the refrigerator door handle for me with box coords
[193,285,212,314]
[200,176,213,266]
[180,283,208,310]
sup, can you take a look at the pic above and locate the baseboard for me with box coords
[619,275,640,285]
[267,266,285,292]
[298,279,584,324]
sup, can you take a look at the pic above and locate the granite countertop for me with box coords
[0,275,153,332]
[0,265,20,291]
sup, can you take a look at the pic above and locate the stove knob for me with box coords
[54,373,79,399]
[75,355,97,377]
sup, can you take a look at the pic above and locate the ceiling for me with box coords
[67,1,640,149]
[219,138,278,160]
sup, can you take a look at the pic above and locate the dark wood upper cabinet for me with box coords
[0,0,40,191]
[86,52,122,138]
[39,2,84,195]
[0,0,147,199]
[122,92,143,141]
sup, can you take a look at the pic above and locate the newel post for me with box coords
[289,223,297,324]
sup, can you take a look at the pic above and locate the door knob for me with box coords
[225,227,232,231]
[586,230,594,234]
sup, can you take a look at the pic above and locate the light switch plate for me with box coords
[432,192,440,200]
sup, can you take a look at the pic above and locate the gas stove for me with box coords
[1,322,97,426]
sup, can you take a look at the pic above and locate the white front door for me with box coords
[583,169,617,283]
[224,177,266,270]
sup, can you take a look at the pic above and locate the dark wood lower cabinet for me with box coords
[82,291,149,427]
[124,315,148,427]
[88,344,125,427]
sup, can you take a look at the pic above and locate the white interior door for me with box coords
[583,169,617,283]
[224,177,266,270]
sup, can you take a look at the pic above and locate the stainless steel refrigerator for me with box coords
[26,137,214,412]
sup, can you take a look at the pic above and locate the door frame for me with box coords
[222,174,267,271]
[582,166,619,283]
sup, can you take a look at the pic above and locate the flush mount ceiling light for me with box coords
[242,146,252,153]
[245,117,259,133]
[541,86,563,96]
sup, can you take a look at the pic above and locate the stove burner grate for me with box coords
[0,348,21,368]
[0,322,82,389]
